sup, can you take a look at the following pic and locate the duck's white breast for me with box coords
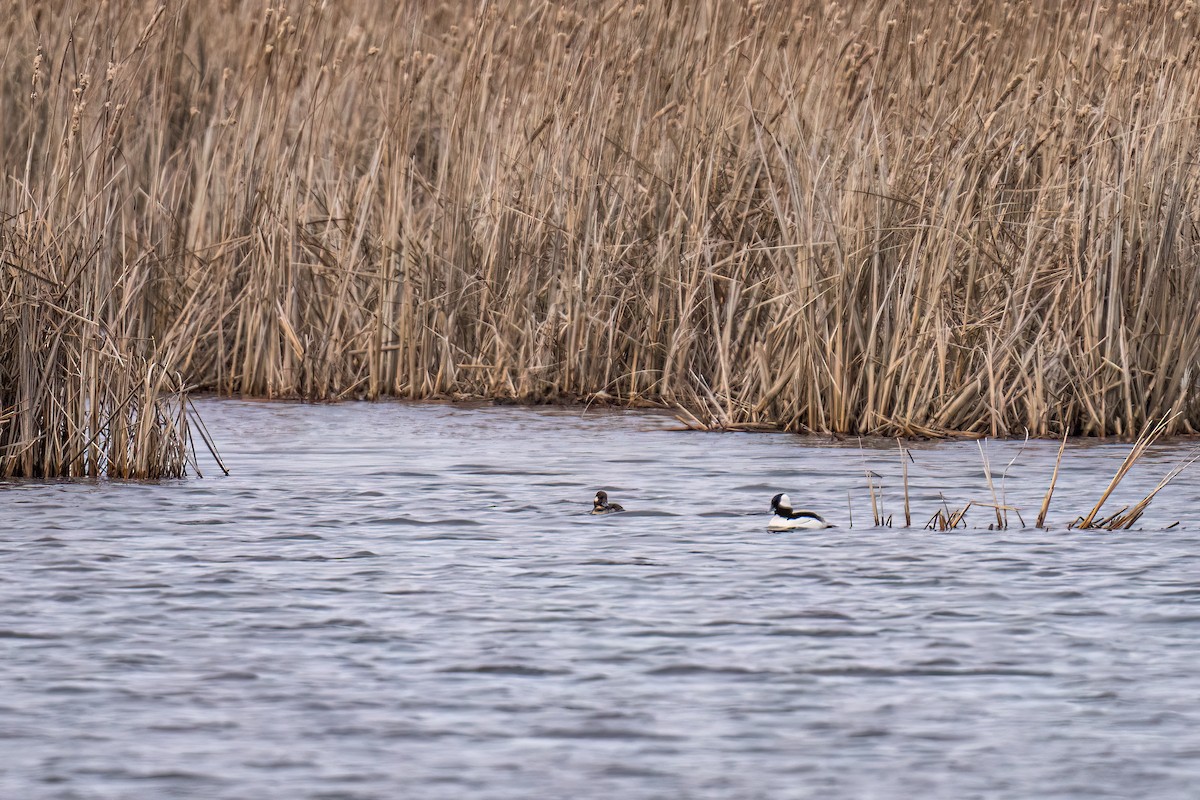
[767,515,831,531]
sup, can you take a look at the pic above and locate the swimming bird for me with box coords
[768,493,831,530]
[591,490,625,514]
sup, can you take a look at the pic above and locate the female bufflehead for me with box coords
[591,490,625,514]
[768,493,831,530]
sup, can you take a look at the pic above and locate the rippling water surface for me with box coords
[4,400,1200,799]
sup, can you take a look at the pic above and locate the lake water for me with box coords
[3,400,1200,799]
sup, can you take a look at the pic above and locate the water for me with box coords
[3,400,1200,799]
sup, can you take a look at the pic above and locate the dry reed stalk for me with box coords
[861,440,884,526]
[899,441,912,528]
[985,431,1032,528]
[977,440,1005,529]
[1076,417,1173,529]
[1036,433,1069,528]
[866,467,882,527]
[926,494,970,531]
[1079,449,1199,530]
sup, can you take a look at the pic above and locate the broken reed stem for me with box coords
[899,439,912,528]
[187,398,230,476]
[978,440,1005,529]
[862,440,882,526]
[867,470,882,527]
[1036,432,1069,528]
[1077,417,1173,529]
[1100,449,1200,529]
[926,492,971,530]
[998,431,1029,521]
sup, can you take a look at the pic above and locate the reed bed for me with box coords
[3,1,1200,475]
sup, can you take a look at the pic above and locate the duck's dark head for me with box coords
[594,491,608,510]
[770,493,792,514]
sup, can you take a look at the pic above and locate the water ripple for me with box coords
[2,399,1199,800]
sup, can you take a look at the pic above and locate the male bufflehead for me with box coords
[768,493,831,530]
[591,491,625,514]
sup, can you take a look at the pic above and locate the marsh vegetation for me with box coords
[3,0,1200,475]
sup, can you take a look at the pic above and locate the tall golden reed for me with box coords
[2,1,1200,476]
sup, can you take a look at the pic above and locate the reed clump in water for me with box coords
[0,14,196,478]
[868,419,1196,531]
[4,1,1200,478]
[0,218,192,478]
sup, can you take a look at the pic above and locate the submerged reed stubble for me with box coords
[2,1,1200,475]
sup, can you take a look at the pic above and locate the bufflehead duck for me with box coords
[768,493,831,530]
[591,491,625,514]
